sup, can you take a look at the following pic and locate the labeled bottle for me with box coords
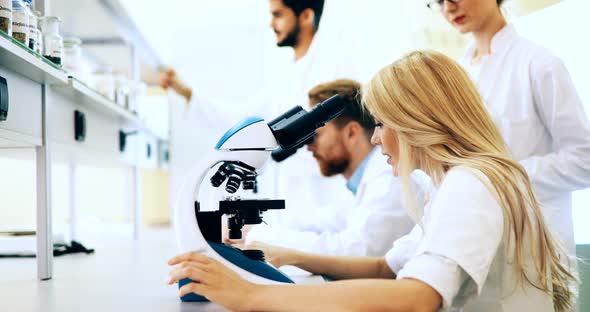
[0,0,11,35]
[34,10,41,54]
[11,0,27,45]
[38,16,63,65]
[23,0,35,50]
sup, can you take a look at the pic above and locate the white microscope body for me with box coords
[173,95,345,301]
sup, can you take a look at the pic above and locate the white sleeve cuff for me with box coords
[384,225,423,274]
[397,253,471,309]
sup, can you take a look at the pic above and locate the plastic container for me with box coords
[63,37,82,76]
[23,0,35,50]
[38,16,63,65]
[0,0,12,35]
[89,68,115,101]
[114,75,131,107]
[11,0,27,45]
[128,81,146,114]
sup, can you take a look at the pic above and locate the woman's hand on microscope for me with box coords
[167,251,259,311]
[246,241,299,268]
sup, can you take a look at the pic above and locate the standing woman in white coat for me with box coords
[167,51,577,311]
[428,0,590,258]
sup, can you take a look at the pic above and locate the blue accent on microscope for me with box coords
[215,117,264,150]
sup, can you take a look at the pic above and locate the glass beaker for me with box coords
[38,16,63,65]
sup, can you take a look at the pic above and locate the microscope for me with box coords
[174,95,345,301]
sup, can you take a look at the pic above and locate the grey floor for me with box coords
[0,227,319,312]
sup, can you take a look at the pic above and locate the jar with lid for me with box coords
[38,16,63,65]
[11,0,27,45]
[63,37,82,76]
[34,10,41,54]
[23,0,35,50]
[0,0,11,35]
[89,68,115,101]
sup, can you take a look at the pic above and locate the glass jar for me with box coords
[38,16,63,65]
[11,0,27,45]
[34,10,41,54]
[0,0,12,36]
[23,0,35,50]
[89,68,115,101]
[63,37,82,76]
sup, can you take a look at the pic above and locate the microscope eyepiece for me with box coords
[268,95,345,161]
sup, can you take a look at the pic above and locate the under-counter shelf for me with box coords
[0,31,68,85]
[51,78,140,124]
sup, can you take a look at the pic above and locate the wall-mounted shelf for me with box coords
[0,31,68,85]
[52,78,140,123]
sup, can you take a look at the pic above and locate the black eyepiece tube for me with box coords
[271,135,314,162]
[269,95,344,151]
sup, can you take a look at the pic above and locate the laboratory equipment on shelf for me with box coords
[34,10,41,54]
[11,0,27,45]
[114,75,130,107]
[63,37,82,76]
[174,95,345,301]
[0,0,12,35]
[38,16,63,65]
[88,68,115,101]
[24,0,36,50]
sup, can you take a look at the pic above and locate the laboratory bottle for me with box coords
[11,0,28,45]
[24,0,35,50]
[39,16,63,65]
[0,0,11,35]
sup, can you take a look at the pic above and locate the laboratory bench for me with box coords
[0,227,323,312]
[0,20,167,282]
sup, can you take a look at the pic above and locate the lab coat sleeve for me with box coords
[188,89,275,132]
[306,172,414,256]
[410,168,504,295]
[523,57,590,200]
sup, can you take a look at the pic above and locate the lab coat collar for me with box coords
[353,147,390,204]
[346,148,376,195]
[462,24,518,62]
[293,27,324,65]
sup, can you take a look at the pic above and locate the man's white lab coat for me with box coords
[186,30,365,237]
[246,149,415,257]
[459,24,590,256]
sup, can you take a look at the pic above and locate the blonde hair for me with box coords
[362,50,576,311]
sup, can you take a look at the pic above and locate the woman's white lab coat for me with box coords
[459,24,590,255]
[386,167,556,311]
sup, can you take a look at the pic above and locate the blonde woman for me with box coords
[428,0,590,259]
[166,51,577,312]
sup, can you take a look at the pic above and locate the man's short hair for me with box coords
[282,0,325,31]
[308,79,375,138]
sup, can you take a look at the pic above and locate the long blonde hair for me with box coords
[362,50,576,311]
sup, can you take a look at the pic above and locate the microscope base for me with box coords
[179,241,295,302]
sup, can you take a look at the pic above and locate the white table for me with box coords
[0,227,323,312]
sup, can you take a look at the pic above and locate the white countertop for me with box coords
[0,226,322,312]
